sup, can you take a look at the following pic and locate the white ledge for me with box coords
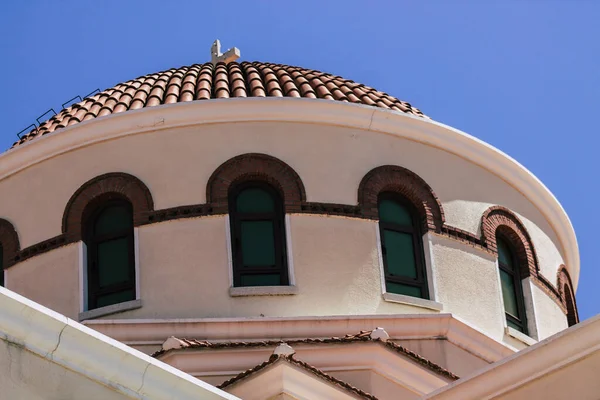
[79,299,142,321]
[383,292,443,311]
[229,286,298,297]
[505,326,537,346]
[0,287,236,400]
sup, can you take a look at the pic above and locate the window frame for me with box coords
[229,181,289,287]
[378,192,429,299]
[85,199,136,310]
[497,234,529,335]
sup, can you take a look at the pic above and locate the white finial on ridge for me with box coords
[162,336,185,351]
[273,343,295,357]
[211,39,240,64]
[370,327,389,342]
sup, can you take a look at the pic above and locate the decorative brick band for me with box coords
[481,206,538,279]
[62,172,154,242]
[300,202,362,218]
[0,218,20,268]
[441,226,488,251]
[358,165,445,232]
[207,153,306,214]
[16,234,68,264]
[557,265,579,325]
[148,204,214,223]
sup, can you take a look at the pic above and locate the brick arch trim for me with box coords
[481,206,539,279]
[0,218,20,268]
[62,172,154,242]
[557,265,579,326]
[358,165,445,232]
[206,153,306,214]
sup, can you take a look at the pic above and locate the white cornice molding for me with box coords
[84,313,515,363]
[0,287,237,400]
[0,98,579,287]
[425,314,600,399]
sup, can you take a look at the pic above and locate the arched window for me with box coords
[85,199,136,310]
[378,193,428,299]
[229,182,289,287]
[497,235,528,334]
[564,285,578,327]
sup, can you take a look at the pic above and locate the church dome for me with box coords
[0,52,578,357]
[13,61,426,148]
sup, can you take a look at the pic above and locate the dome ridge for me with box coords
[13,61,427,149]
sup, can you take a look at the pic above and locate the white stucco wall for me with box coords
[112,215,439,319]
[0,116,571,344]
[395,339,490,378]
[0,337,132,400]
[530,282,568,339]
[429,234,506,341]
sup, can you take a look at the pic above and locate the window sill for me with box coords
[505,326,537,346]
[79,299,142,321]
[382,292,443,311]
[229,286,298,297]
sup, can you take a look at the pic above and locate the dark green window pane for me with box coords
[386,282,422,298]
[497,238,514,269]
[241,274,281,286]
[96,289,135,308]
[95,205,132,236]
[97,238,130,287]
[378,199,412,226]
[236,188,275,213]
[500,269,520,318]
[383,230,417,278]
[507,319,524,332]
[241,221,276,266]
[0,243,3,287]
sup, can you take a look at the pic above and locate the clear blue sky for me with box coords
[1,2,598,320]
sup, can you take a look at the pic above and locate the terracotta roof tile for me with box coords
[153,329,458,381]
[13,62,427,149]
[217,353,379,399]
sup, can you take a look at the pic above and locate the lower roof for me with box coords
[155,329,459,381]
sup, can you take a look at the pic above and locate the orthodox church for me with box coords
[0,41,596,399]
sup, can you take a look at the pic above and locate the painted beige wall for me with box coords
[5,243,79,319]
[113,215,439,319]
[0,337,132,400]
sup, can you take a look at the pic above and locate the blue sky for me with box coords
[1,2,598,320]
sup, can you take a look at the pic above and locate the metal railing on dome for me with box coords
[15,88,101,140]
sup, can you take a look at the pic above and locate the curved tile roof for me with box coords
[13,61,427,148]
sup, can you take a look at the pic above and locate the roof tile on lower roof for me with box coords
[154,329,459,381]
